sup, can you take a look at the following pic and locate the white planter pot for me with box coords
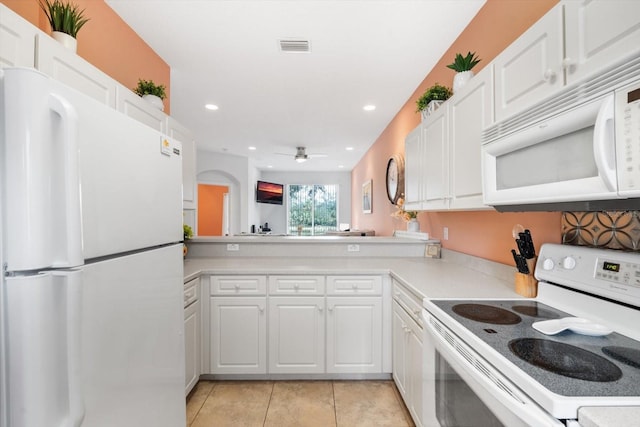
[407,219,420,232]
[453,70,474,93]
[142,94,165,111]
[420,100,444,122]
[51,31,77,53]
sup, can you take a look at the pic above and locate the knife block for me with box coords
[515,257,538,297]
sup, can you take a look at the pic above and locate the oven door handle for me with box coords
[422,310,565,427]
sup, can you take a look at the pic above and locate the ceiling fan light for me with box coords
[295,157,307,163]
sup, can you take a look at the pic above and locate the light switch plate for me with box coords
[227,243,240,251]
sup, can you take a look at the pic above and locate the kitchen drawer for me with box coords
[210,275,267,295]
[184,278,199,308]
[327,275,382,296]
[268,275,325,295]
[393,280,423,327]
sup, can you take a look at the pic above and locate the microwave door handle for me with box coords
[593,94,617,192]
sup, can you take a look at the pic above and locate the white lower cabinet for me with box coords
[207,274,387,376]
[392,282,424,427]
[326,296,382,373]
[184,278,201,395]
[268,296,325,373]
[210,296,267,374]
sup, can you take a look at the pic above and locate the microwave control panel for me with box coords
[617,80,640,195]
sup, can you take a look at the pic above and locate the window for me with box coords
[287,184,338,235]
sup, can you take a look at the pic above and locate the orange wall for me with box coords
[198,184,228,236]
[2,0,170,113]
[351,0,561,266]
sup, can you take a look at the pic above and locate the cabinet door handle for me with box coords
[293,284,300,290]
[543,68,556,83]
[318,306,324,312]
[234,284,240,291]
[562,57,575,73]
[259,306,264,313]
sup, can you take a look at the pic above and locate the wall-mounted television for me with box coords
[256,180,284,205]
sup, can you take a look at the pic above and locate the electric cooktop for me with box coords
[431,300,640,397]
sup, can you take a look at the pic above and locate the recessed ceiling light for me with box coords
[248,146,257,150]
[205,104,219,110]
[267,165,273,168]
[363,105,376,111]
[338,165,344,168]
[345,147,354,151]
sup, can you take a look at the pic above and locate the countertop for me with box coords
[183,253,640,426]
[183,254,521,299]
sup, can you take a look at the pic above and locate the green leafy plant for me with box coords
[133,79,167,100]
[39,0,90,38]
[415,83,452,112]
[446,51,481,72]
[183,224,194,240]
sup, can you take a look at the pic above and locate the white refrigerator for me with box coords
[0,68,186,427]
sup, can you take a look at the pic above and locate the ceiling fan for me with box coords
[276,146,328,163]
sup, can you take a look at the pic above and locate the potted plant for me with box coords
[447,51,481,92]
[133,79,167,111]
[39,0,90,53]
[183,224,193,258]
[415,83,452,121]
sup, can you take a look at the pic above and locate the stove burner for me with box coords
[509,338,622,382]
[452,304,521,325]
[511,304,559,320]
[603,346,640,369]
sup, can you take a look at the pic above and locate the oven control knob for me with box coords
[562,256,577,270]
[542,258,555,270]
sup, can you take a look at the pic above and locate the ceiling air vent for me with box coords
[279,39,311,53]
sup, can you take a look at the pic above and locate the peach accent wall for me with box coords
[198,184,228,236]
[351,0,561,266]
[2,0,170,113]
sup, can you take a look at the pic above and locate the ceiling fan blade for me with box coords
[308,153,328,158]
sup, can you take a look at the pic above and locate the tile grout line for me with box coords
[188,381,217,427]
[332,381,338,427]
[262,381,275,426]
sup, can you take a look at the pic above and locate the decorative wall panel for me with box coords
[562,211,640,251]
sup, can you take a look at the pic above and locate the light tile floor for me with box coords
[186,380,415,427]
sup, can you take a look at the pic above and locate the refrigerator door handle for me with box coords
[58,269,86,427]
[49,93,83,267]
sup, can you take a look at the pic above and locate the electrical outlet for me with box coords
[347,244,360,252]
[443,227,449,240]
[227,243,240,251]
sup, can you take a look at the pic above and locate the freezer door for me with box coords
[3,245,185,427]
[2,68,182,271]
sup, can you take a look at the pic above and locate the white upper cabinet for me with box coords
[403,124,426,211]
[166,117,197,209]
[493,3,564,122]
[116,84,166,132]
[448,66,493,210]
[36,34,117,108]
[422,106,448,211]
[564,0,640,84]
[404,68,493,212]
[0,4,37,69]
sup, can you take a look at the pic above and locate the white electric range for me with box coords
[421,243,640,427]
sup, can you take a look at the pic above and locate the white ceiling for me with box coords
[106,0,485,171]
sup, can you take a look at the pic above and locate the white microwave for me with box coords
[481,78,640,211]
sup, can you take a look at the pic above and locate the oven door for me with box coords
[421,310,564,427]
[481,93,617,207]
